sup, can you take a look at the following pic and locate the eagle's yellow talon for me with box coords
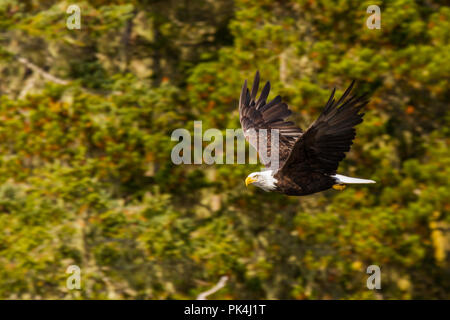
[332,184,346,191]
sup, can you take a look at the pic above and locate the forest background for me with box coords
[0,0,448,299]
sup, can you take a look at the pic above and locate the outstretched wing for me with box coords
[239,71,303,168]
[280,81,369,175]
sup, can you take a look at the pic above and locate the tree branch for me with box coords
[13,54,121,96]
[16,56,70,85]
[196,276,228,300]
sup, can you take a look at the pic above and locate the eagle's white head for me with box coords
[245,170,278,192]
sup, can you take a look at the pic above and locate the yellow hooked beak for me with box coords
[245,176,257,186]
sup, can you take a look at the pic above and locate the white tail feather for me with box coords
[332,174,376,184]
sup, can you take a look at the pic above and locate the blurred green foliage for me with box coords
[0,0,448,299]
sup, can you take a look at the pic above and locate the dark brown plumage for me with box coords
[240,71,373,196]
[239,71,303,167]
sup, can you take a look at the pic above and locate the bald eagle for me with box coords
[240,71,375,196]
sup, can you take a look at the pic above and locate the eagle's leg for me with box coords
[332,184,346,191]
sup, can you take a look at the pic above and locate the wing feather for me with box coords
[239,71,303,168]
[250,71,260,101]
[256,81,271,109]
[280,81,369,175]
